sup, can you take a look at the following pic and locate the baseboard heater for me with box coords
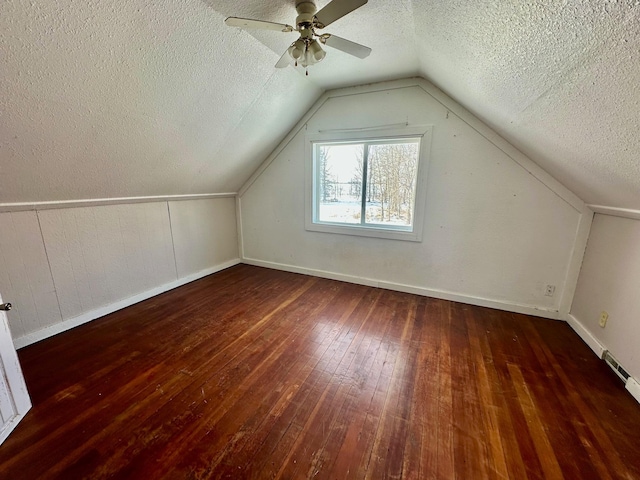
[603,350,630,383]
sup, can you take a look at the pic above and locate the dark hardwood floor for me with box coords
[1,264,639,479]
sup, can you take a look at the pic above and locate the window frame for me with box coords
[305,126,432,242]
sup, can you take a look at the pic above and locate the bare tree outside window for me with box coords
[366,142,418,225]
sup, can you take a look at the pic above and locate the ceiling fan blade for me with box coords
[314,0,368,28]
[321,34,371,59]
[225,17,295,33]
[275,49,291,68]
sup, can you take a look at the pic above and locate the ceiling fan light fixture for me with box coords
[299,49,311,68]
[308,39,326,62]
[289,39,324,68]
[225,0,370,70]
[288,39,306,60]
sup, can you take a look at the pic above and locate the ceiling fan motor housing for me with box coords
[295,0,317,28]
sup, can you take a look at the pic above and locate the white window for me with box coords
[305,126,431,242]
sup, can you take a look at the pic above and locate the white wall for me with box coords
[570,213,640,380]
[0,197,239,347]
[169,198,238,279]
[38,202,176,321]
[239,79,590,318]
[0,212,61,338]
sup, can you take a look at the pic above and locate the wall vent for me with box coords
[603,350,630,383]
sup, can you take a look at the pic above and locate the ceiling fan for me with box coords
[225,0,371,74]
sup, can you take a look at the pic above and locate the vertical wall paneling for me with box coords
[558,205,594,318]
[0,197,239,347]
[235,196,245,261]
[38,203,177,322]
[0,212,61,339]
[169,198,239,280]
[166,203,180,280]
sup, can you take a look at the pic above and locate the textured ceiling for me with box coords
[1,0,639,208]
[413,0,640,209]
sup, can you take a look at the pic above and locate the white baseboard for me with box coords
[565,313,606,358]
[243,258,560,320]
[626,377,640,404]
[565,314,640,406]
[14,258,241,349]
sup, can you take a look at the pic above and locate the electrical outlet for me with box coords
[599,311,609,328]
[544,284,556,297]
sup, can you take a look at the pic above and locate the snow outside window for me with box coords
[305,126,432,242]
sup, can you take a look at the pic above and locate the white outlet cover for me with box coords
[599,311,609,328]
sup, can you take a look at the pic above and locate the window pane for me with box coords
[365,142,419,227]
[317,144,364,224]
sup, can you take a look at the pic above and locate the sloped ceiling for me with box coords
[1,0,638,208]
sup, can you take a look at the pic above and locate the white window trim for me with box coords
[305,125,432,242]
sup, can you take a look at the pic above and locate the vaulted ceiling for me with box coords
[2,0,639,208]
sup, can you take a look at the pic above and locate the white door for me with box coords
[0,295,31,445]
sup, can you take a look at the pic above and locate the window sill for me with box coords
[305,221,422,242]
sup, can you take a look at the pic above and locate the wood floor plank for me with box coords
[365,295,416,479]
[300,296,391,478]
[514,323,607,479]
[474,307,529,480]
[1,265,639,479]
[249,286,384,479]
[521,318,637,479]
[465,310,510,480]
[225,286,378,478]
[323,291,398,480]
[507,362,565,480]
[106,277,335,479]
[281,290,405,480]
[211,325,337,477]
[398,298,428,480]
[58,276,322,479]
[435,301,456,480]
